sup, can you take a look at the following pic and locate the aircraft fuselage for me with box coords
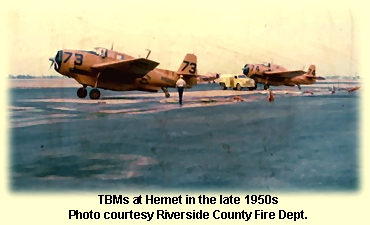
[51,49,197,92]
[242,63,323,89]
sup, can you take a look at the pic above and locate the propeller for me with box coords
[49,57,58,70]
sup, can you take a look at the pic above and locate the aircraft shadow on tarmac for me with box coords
[100,96,157,100]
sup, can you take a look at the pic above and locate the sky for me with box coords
[1,2,370,223]
[4,0,365,77]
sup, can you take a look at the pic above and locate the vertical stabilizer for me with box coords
[307,65,316,76]
[177,54,198,75]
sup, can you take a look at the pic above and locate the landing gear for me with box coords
[76,86,101,100]
[263,76,270,90]
[297,84,302,90]
[89,88,101,100]
[161,87,170,98]
[76,72,102,100]
[77,87,87,98]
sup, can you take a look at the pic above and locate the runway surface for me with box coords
[8,78,360,192]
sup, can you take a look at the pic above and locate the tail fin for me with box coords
[306,64,325,80]
[177,54,198,76]
[307,65,316,76]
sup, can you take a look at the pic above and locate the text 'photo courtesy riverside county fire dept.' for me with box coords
[2,0,369,224]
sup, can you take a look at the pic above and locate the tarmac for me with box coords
[8,78,360,191]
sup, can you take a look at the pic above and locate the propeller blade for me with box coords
[48,57,58,70]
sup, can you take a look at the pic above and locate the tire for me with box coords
[264,84,270,90]
[89,88,101,100]
[77,87,87,98]
[236,83,242,91]
[221,83,227,90]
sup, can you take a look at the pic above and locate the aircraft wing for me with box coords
[91,58,160,78]
[264,70,307,78]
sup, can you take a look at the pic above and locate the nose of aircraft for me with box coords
[48,50,62,71]
[242,64,249,75]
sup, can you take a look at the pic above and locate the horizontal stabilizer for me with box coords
[306,75,325,80]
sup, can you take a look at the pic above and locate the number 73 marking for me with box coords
[63,52,83,66]
[182,60,197,74]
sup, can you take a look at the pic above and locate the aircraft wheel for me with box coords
[89,88,101,100]
[165,93,170,98]
[264,84,270,90]
[236,83,242,91]
[77,87,87,98]
[221,83,227,90]
[248,87,255,91]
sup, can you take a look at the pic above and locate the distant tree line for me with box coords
[325,75,361,80]
[8,75,62,79]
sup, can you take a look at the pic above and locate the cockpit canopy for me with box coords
[262,62,270,67]
[94,47,108,57]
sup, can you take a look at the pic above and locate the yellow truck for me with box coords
[215,74,256,91]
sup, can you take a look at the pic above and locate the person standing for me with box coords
[176,75,186,105]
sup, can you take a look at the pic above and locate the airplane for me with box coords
[242,62,325,90]
[48,47,199,99]
[197,72,220,83]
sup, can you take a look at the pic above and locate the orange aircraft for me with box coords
[48,47,198,99]
[197,72,220,83]
[242,63,325,90]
